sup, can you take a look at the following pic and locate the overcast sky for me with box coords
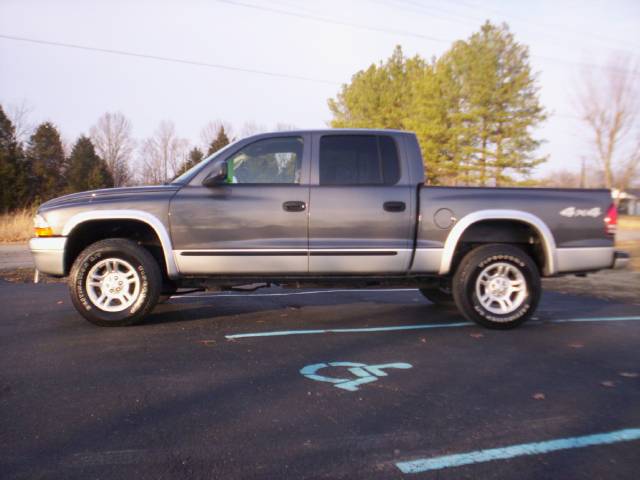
[1,0,639,176]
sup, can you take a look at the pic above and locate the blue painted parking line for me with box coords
[224,315,640,339]
[395,428,640,474]
[552,315,640,323]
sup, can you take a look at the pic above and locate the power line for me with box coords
[391,0,637,53]
[0,33,340,85]
[449,0,639,51]
[380,0,640,71]
[216,0,450,44]
[219,0,640,77]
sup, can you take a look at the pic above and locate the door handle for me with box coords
[283,201,306,212]
[383,201,406,212]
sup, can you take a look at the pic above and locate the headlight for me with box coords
[34,214,54,237]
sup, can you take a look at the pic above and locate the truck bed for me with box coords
[411,185,614,276]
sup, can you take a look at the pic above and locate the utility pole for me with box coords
[579,157,586,188]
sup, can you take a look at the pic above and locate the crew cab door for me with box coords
[169,134,310,274]
[308,133,414,273]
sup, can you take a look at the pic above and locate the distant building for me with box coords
[613,188,640,215]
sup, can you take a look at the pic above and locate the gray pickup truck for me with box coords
[30,129,628,328]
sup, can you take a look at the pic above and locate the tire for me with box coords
[68,238,162,327]
[419,282,455,307]
[452,244,540,329]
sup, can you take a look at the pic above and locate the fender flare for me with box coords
[62,209,179,278]
[439,209,557,276]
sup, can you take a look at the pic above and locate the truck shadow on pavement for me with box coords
[143,295,463,329]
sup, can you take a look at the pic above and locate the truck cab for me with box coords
[170,130,420,275]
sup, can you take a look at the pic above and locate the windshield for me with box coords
[170,141,237,184]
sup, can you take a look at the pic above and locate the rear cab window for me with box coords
[319,135,400,186]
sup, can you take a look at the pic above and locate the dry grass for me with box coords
[617,240,640,271]
[0,208,35,243]
[619,215,640,230]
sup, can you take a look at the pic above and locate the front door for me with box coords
[170,134,310,274]
[308,133,414,273]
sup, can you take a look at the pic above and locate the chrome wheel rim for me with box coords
[475,262,527,316]
[86,258,141,312]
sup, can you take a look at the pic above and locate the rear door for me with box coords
[308,133,414,273]
[170,134,310,274]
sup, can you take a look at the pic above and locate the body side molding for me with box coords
[439,210,557,276]
[62,209,179,278]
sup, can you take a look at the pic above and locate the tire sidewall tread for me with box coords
[68,238,162,327]
[452,244,540,329]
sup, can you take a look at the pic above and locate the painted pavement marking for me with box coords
[395,428,640,474]
[300,361,412,392]
[225,316,640,339]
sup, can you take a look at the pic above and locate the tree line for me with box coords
[0,108,110,211]
[330,21,639,190]
[0,105,262,212]
[3,20,637,212]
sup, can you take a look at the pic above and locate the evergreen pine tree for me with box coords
[207,126,230,155]
[0,105,29,210]
[66,135,114,193]
[25,122,67,202]
[440,22,547,185]
[328,46,424,130]
[176,147,204,177]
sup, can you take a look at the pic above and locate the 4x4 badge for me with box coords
[559,206,602,218]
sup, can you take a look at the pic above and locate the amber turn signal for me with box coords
[35,226,54,237]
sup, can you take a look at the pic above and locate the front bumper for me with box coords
[612,250,630,270]
[29,237,67,276]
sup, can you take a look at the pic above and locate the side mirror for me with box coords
[202,162,228,187]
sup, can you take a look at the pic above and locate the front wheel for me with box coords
[452,244,540,329]
[68,238,162,327]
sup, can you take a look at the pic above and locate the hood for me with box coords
[39,185,181,210]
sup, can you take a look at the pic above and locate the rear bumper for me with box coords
[29,237,67,276]
[612,251,630,270]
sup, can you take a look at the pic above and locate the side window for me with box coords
[319,135,400,186]
[227,137,303,184]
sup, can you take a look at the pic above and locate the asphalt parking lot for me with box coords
[1,281,639,479]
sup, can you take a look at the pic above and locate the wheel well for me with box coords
[451,220,546,273]
[64,220,167,277]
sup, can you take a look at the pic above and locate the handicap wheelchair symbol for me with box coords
[300,361,413,392]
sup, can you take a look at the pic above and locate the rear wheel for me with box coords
[452,244,540,329]
[69,238,162,327]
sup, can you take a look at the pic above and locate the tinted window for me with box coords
[227,137,303,184]
[319,135,400,185]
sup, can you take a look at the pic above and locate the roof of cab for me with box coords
[242,128,415,140]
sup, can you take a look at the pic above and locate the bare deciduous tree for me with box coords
[139,121,189,185]
[274,122,298,132]
[576,57,640,194]
[200,120,234,151]
[7,100,34,144]
[90,112,136,187]
[239,121,267,139]
[539,169,581,188]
